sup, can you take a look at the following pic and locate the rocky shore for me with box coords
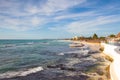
[0,41,111,80]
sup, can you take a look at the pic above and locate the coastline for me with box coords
[102,43,120,80]
[0,40,111,80]
[72,41,111,80]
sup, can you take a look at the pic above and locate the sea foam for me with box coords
[0,66,43,79]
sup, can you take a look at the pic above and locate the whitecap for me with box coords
[0,66,43,79]
[40,42,49,45]
[58,53,64,56]
[0,44,16,48]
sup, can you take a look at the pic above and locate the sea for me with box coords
[0,39,79,78]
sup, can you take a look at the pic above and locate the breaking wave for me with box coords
[0,66,43,79]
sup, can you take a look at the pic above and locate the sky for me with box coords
[0,0,120,39]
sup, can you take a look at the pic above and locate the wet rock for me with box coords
[60,67,76,71]
[65,53,90,58]
[55,75,89,80]
[96,57,105,62]
[98,77,104,80]
[88,50,99,54]
[47,64,64,68]
[96,69,104,75]
[74,60,96,67]
[47,65,58,68]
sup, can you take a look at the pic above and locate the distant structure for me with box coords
[72,36,78,40]
[116,32,120,38]
[107,32,120,44]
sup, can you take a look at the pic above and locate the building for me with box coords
[116,32,120,38]
[72,36,78,40]
[107,32,120,44]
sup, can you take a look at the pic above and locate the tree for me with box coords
[93,33,98,39]
[99,36,106,40]
[109,34,116,38]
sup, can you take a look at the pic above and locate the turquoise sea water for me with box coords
[0,39,73,74]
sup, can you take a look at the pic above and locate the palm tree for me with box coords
[93,33,98,39]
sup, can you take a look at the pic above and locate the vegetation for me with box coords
[71,33,107,43]
[105,55,113,62]
[93,33,98,39]
[99,47,104,52]
[105,65,111,79]
[99,36,106,40]
[70,32,120,43]
[108,34,116,38]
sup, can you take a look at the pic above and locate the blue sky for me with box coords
[0,0,120,39]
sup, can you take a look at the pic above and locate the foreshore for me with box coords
[71,41,112,80]
[102,43,120,80]
[0,40,111,80]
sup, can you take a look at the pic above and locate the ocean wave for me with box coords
[56,40,69,42]
[0,66,43,79]
[58,45,90,55]
[0,44,16,48]
[40,42,49,45]
[20,42,34,45]
[58,53,64,55]
[0,42,35,49]
[58,49,90,58]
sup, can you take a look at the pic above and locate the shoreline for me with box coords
[102,43,120,80]
[68,40,111,80]
[0,41,111,80]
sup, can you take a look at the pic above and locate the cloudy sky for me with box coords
[0,0,120,39]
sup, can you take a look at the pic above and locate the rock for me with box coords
[74,60,96,67]
[60,67,76,71]
[98,77,104,80]
[47,64,64,68]
[47,65,58,68]
[88,50,99,54]
[96,57,105,62]
[96,69,104,75]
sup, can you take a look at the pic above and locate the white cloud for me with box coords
[0,0,87,31]
[66,15,120,33]
[27,6,39,14]
[0,15,47,31]
[49,26,66,31]
[31,17,45,26]
[54,11,96,20]
[5,0,86,16]
[0,0,120,33]
[40,0,86,15]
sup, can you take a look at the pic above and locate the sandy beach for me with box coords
[0,41,111,80]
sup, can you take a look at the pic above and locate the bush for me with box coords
[105,55,113,62]
[99,47,104,52]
